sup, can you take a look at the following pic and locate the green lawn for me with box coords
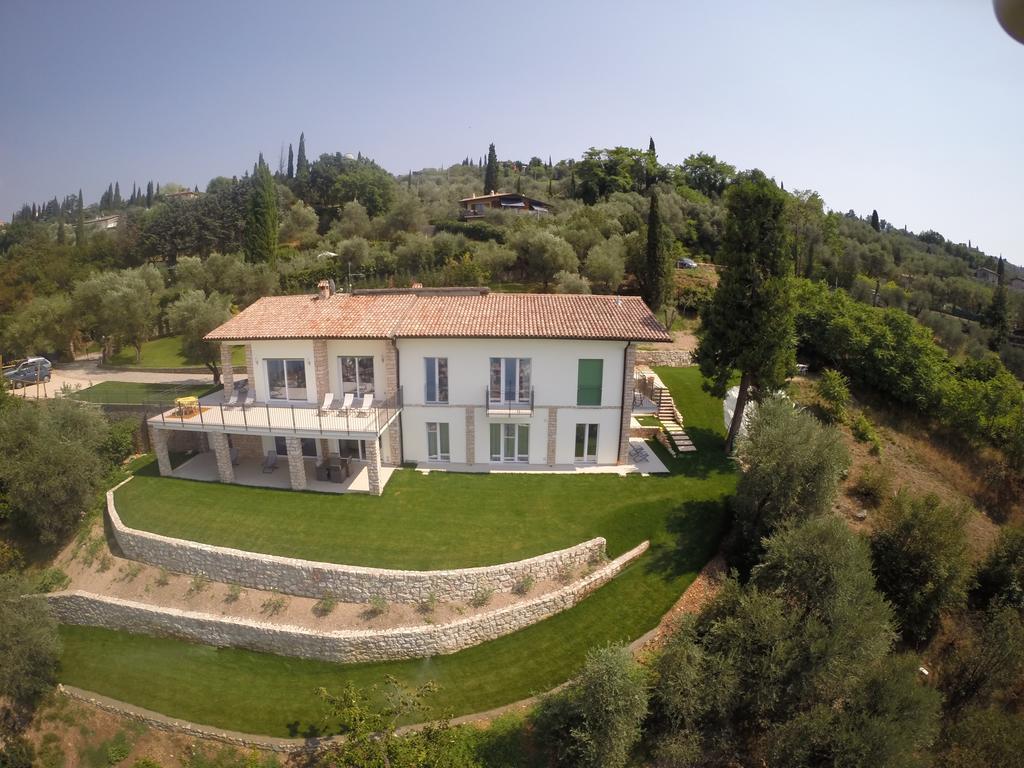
[107,336,245,369]
[59,367,737,737]
[68,381,221,405]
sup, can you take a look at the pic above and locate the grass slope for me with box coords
[107,336,245,369]
[68,382,220,405]
[58,367,736,737]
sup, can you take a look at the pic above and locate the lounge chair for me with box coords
[242,390,255,407]
[320,392,334,415]
[356,393,373,415]
[261,451,278,473]
[225,389,240,407]
[338,392,354,411]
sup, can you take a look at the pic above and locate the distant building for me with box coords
[975,266,999,285]
[164,189,201,201]
[458,192,551,220]
[84,214,122,231]
[1010,276,1024,293]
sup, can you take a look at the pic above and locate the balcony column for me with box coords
[149,426,171,476]
[547,407,558,466]
[313,340,329,402]
[285,436,307,491]
[208,432,235,484]
[383,342,402,463]
[617,343,637,464]
[244,343,255,392]
[220,343,234,396]
[366,438,383,496]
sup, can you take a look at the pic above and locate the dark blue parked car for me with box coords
[3,357,52,388]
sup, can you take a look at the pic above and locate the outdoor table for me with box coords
[174,395,199,417]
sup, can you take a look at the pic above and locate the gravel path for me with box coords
[11,358,212,399]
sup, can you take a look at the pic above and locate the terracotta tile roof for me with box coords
[205,292,670,342]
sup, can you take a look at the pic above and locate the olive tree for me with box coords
[0,573,61,706]
[167,290,233,383]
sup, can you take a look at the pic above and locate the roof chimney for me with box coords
[317,279,333,300]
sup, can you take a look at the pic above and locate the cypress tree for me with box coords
[548,178,553,197]
[871,209,881,232]
[515,173,522,194]
[296,132,309,183]
[408,170,412,190]
[287,144,294,179]
[640,191,671,311]
[146,181,154,208]
[483,143,499,194]
[56,216,65,245]
[988,257,1010,350]
[570,169,577,198]
[75,189,85,247]
[244,158,279,269]
[113,182,121,206]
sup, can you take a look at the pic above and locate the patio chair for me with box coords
[337,392,354,411]
[356,393,373,415]
[225,388,240,407]
[261,451,278,473]
[320,392,334,415]
[242,390,255,407]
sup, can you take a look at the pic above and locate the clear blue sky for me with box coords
[2,1,1022,262]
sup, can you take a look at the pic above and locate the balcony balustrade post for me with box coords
[265,403,271,432]
[241,403,248,431]
[291,405,297,433]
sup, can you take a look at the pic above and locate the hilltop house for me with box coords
[147,286,670,495]
[975,266,999,285]
[458,192,551,220]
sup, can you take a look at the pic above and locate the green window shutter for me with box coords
[577,359,603,406]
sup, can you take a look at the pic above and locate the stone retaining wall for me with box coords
[107,478,607,603]
[636,349,692,367]
[47,541,648,663]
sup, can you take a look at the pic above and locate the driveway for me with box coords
[10,358,213,400]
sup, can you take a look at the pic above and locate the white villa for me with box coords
[147,284,671,495]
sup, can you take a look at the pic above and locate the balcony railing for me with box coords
[149,387,403,438]
[485,386,535,416]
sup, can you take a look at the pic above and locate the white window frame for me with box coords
[488,357,531,403]
[425,357,448,403]
[426,422,451,462]
[489,423,529,463]
[574,423,599,464]
[266,358,308,401]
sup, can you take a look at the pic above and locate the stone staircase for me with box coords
[655,385,696,453]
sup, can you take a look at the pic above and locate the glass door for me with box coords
[490,423,529,462]
[339,356,375,396]
[574,424,599,463]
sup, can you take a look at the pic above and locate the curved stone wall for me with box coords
[106,479,607,603]
[47,541,648,663]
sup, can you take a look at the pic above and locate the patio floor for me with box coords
[171,452,397,494]
[415,438,669,476]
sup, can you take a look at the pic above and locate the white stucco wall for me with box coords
[324,340,389,398]
[247,340,317,403]
[397,338,629,466]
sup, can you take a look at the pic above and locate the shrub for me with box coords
[33,567,70,593]
[533,644,648,768]
[117,562,143,583]
[224,584,243,603]
[469,587,493,609]
[186,575,209,597]
[975,525,1024,609]
[0,572,61,704]
[851,412,882,455]
[731,396,850,573]
[364,595,389,618]
[313,593,337,618]
[871,491,971,644]
[512,574,535,596]
[131,760,165,768]
[154,568,170,587]
[101,418,138,466]
[418,591,440,615]
[852,462,892,507]
[106,732,132,765]
[555,564,575,584]
[97,554,113,573]
[260,594,287,617]
[0,540,24,572]
[815,368,851,422]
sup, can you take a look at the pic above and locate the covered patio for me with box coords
[170,450,396,494]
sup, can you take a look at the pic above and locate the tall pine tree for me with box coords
[244,158,279,268]
[74,189,85,247]
[988,257,1010,350]
[638,191,671,311]
[696,170,795,453]
[871,209,881,232]
[483,143,499,194]
[145,181,154,208]
[113,182,121,207]
[287,144,294,179]
[296,132,310,184]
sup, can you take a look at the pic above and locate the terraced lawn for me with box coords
[106,335,245,369]
[68,381,220,405]
[59,366,737,737]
